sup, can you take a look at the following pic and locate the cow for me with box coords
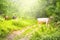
[37,18,50,27]
[4,16,9,20]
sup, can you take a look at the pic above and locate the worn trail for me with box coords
[6,25,37,40]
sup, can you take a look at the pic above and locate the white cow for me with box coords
[37,18,49,26]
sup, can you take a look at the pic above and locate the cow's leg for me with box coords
[46,21,49,27]
[46,21,48,27]
[38,21,41,27]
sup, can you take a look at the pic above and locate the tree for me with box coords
[45,0,60,22]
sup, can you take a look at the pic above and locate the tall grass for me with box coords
[30,24,60,40]
[0,18,36,38]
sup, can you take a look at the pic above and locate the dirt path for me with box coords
[18,26,40,40]
[6,25,36,40]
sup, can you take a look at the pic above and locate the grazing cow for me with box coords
[4,16,9,20]
[37,18,50,26]
[12,16,17,19]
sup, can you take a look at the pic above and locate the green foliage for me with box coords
[45,0,60,22]
[12,18,37,28]
[0,18,36,38]
[30,25,60,40]
[0,0,60,40]
[0,20,17,37]
[0,0,18,17]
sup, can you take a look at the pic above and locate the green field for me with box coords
[0,0,60,40]
[0,18,60,40]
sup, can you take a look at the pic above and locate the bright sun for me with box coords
[12,0,40,11]
[11,0,46,18]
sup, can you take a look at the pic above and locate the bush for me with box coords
[30,25,60,40]
[0,18,37,37]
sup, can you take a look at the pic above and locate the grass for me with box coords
[0,18,37,40]
[0,17,60,40]
[30,25,60,40]
[13,24,60,40]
